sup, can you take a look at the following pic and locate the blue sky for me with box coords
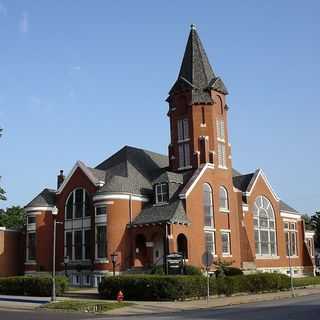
[0,1,319,214]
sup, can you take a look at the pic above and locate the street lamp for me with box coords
[51,206,62,302]
[111,253,118,276]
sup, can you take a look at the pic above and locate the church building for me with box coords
[24,26,315,287]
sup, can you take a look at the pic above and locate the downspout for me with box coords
[129,194,132,224]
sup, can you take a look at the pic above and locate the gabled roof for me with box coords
[25,188,56,209]
[232,172,255,192]
[131,199,190,226]
[280,200,300,214]
[57,161,104,194]
[168,25,228,104]
[95,146,169,196]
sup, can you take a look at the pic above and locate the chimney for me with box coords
[57,170,65,189]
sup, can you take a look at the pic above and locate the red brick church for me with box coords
[24,26,315,287]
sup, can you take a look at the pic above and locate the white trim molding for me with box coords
[179,163,215,199]
[93,193,149,203]
[280,212,302,220]
[57,161,104,195]
[245,169,280,202]
[25,206,54,213]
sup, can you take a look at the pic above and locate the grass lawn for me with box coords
[42,299,133,313]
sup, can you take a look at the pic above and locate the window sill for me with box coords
[220,208,230,213]
[203,227,216,231]
[95,259,109,264]
[222,254,232,257]
[200,123,206,127]
[68,260,91,265]
[177,138,190,143]
[177,165,193,171]
[255,255,280,260]
[24,261,36,265]
[218,166,228,170]
[286,255,299,259]
[217,138,225,143]
[153,202,169,207]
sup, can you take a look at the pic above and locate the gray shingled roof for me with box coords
[25,188,56,208]
[232,172,255,192]
[168,26,228,104]
[95,146,170,196]
[131,200,190,225]
[280,200,300,214]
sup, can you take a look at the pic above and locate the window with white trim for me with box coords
[307,238,314,257]
[27,216,36,225]
[219,186,229,211]
[221,231,231,255]
[177,119,191,168]
[155,183,169,204]
[65,188,91,219]
[96,225,107,259]
[218,142,227,168]
[96,206,107,216]
[253,196,277,256]
[204,231,215,254]
[64,229,91,261]
[284,222,298,256]
[27,232,36,261]
[216,119,225,141]
[203,183,214,227]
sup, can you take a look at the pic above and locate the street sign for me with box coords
[166,252,184,274]
[202,251,214,268]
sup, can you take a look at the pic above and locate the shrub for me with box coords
[0,276,69,297]
[184,265,203,276]
[215,267,243,277]
[294,276,320,287]
[98,275,206,301]
[150,265,202,276]
[210,273,290,296]
[98,273,291,301]
[150,265,165,275]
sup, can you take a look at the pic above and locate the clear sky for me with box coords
[0,1,319,214]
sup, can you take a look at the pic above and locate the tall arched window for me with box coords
[253,196,277,256]
[65,188,91,220]
[219,186,229,211]
[203,183,214,227]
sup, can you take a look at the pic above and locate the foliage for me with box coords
[98,273,291,301]
[0,206,25,230]
[42,300,132,313]
[213,258,243,277]
[150,265,165,275]
[311,211,320,249]
[99,275,206,301]
[293,276,320,287]
[184,265,203,276]
[150,264,202,276]
[302,214,313,231]
[0,276,69,296]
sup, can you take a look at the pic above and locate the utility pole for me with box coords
[52,207,58,302]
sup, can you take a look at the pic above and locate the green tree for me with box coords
[311,211,320,249]
[302,214,313,231]
[0,206,25,230]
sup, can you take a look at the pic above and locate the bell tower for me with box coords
[167,25,231,172]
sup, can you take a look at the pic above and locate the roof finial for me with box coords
[190,24,196,31]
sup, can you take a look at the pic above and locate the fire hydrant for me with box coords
[117,290,124,302]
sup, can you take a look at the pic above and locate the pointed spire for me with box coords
[169,26,228,103]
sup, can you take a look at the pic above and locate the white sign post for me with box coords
[202,251,214,304]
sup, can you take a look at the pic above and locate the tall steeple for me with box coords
[168,24,228,105]
[167,26,232,173]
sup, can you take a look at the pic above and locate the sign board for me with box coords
[202,251,214,269]
[166,252,184,275]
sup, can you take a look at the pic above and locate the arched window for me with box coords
[203,183,214,227]
[65,188,91,220]
[219,186,229,211]
[177,234,188,259]
[253,196,277,256]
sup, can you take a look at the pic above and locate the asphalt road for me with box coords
[0,293,319,320]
